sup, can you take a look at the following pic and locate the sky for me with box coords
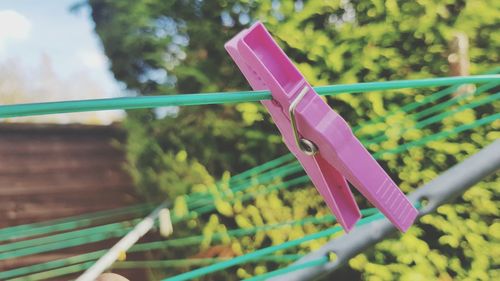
[0,0,124,124]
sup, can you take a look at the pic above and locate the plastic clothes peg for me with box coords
[225,22,418,232]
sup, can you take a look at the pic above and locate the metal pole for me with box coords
[75,201,169,281]
[270,139,500,281]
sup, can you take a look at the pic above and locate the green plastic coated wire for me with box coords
[1,104,495,262]
[194,90,500,208]
[375,113,500,157]
[365,92,500,145]
[243,257,329,281]
[352,68,499,135]
[0,75,497,118]
[230,154,296,183]
[6,256,303,281]
[162,212,384,281]
[0,172,305,262]
[0,227,133,260]
[0,83,492,241]
[361,81,499,143]
[7,261,96,281]
[0,96,491,272]
[112,255,303,269]
[2,101,484,260]
[188,162,303,209]
[1,74,498,279]
[0,208,378,280]
[185,75,499,203]
[188,175,309,217]
[0,219,139,253]
[0,251,106,280]
[183,154,296,204]
[415,92,500,129]
[0,204,151,241]
[0,73,493,236]
[412,82,498,120]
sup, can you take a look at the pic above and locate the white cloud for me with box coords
[0,10,31,52]
[78,49,108,70]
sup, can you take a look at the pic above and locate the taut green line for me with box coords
[0,76,497,118]
[0,204,151,239]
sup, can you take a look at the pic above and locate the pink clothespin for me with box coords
[225,22,418,232]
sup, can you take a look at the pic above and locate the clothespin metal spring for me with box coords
[289,86,318,156]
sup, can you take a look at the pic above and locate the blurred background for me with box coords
[0,0,498,280]
[0,0,124,124]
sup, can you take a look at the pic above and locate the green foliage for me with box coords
[350,132,499,281]
[87,0,499,280]
[124,115,216,200]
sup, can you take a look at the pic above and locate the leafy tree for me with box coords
[86,0,499,280]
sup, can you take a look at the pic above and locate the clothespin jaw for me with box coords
[225,22,417,232]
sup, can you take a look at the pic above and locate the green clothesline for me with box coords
[230,154,296,183]
[352,75,499,136]
[191,74,499,202]
[0,75,497,118]
[0,219,140,254]
[0,152,293,246]
[7,261,96,281]
[190,163,302,212]
[1,104,460,276]
[0,173,309,262]
[376,112,500,157]
[411,82,498,120]
[193,91,500,207]
[184,76,500,205]
[415,92,499,129]
[365,91,500,145]
[0,227,133,260]
[1,74,497,280]
[5,255,303,281]
[112,255,304,269]
[158,77,496,281]
[0,133,492,278]
[0,208,378,280]
[162,212,387,281]
[164,202,423,281]
[143,72,500,207]
[242,256,329,281]
[2,88,494,261]
[0,204,152,241]
[2,92,490,261]
[0,95,495,263]
[186,162,303,210]
[0,167,305,261]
